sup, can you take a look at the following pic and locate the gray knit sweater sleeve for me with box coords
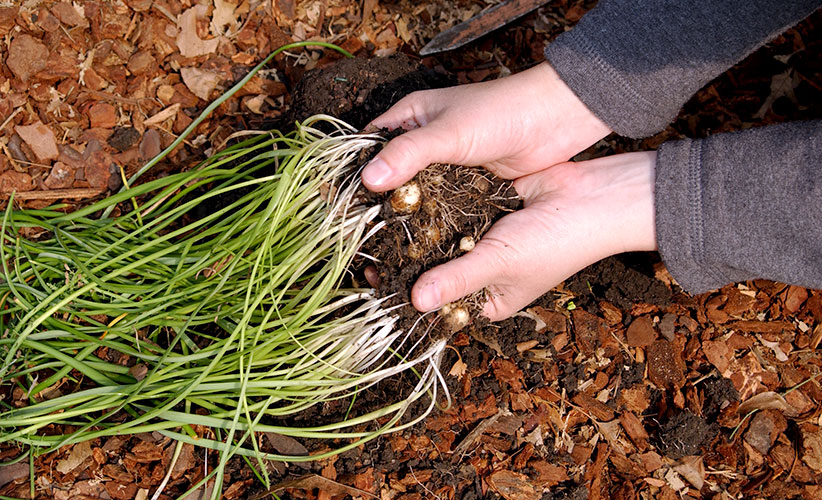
[544,0,821,138]
[655,121,822,293]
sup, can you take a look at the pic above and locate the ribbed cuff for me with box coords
[544,29,677,139]
[656,139,728,294]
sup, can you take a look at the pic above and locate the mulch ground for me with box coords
[0,1,821,499]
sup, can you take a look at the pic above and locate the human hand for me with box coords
[361,62,612,191]
[410,151,658,321]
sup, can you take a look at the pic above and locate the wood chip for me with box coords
[7,34,48,82]
[486,470,541,500]
[647,340,685,390]
[15,121,59,161]
[626,315,657,347]
[144,103,182,126]
[0,462,29,489]
[572,393,615,421]
[619,411,649,451]
[0,188,104,200]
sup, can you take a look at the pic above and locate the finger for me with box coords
[410,237,506,312]
[361,124,460,191]
[481,285,540,322]
[367,91,437,131]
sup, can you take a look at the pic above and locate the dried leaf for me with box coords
[755,69,798,119]
[672,455,705,490]
[448,358,467,379]
[737,391,789,415]
[212,0,241,36]
[177,5,220,58]
[181,67,221,101]
[264,432,308,456]
[56,441,93,474]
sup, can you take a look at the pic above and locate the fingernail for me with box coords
[362,157,392,187]
[416,281,441,311]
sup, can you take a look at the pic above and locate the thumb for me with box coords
[361,124,460,192]
[411,237,507,313]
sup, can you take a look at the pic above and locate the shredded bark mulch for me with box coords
[0,1,820,499]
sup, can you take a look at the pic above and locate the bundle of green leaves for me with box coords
[0,115,448,497]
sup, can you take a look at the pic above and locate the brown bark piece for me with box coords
[7,34,48,82]
[703,339,733,375]
[486,470,541,500]
[529,460,568,487]
[728,320,793,333]
[572,393,615,421]
[626,315,656,347]
[44,162,75,189]
[801,426,822,472]
[0,172,33,193]
[784,285,808,313]
[619,411,649,451]
[647,340,685,390]
[528,306,567,333]
[131,441,164,463]
[102,464,133,483]
[128,50,156,76]
[0,6,19,36]
[0,462,28,489]
[15,122,59,161]
[598,301,622,326]
[744,410,787,454]
[51,2,88,26]
[492,358,525,391]
[105,481,138,500]
[639,451,664,473]
[572,309,605,355]
[88,103,118,129]
[619,385,650,414]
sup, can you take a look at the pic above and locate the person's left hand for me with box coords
[409,151,659,321]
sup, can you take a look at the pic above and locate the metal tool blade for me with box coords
[420,0,549,56]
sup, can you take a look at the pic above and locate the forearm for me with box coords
[655,120,822,292]
[544,0,821,138]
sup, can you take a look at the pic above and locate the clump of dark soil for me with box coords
[287,53,454,130]
[657,410,718,459]
[702,376,740,419]
[566,253,673,309]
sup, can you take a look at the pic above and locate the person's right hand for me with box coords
[361,62,612,192]
[411,151,658,321]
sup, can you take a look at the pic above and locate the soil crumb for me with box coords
[657,410,718,459]
[287,54,454,130]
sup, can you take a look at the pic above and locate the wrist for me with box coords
[605,151,658,255]
[532,62,613,157]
